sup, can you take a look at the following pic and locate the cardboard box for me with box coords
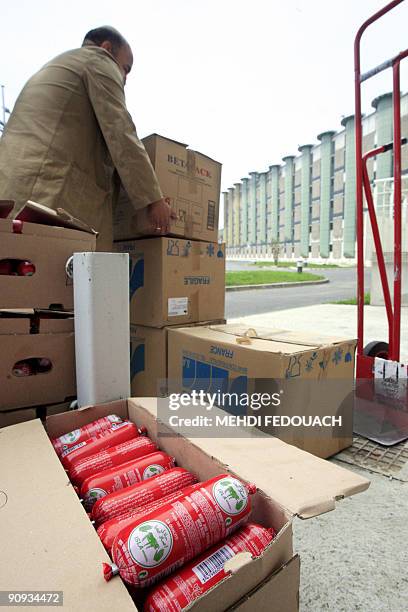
[0,407,37,428]
[167,324,357,458]
[113,134,221,243]
[0,398,369,611]
[0,201,96,309]
[116,238,225,327]
[131,320,226,397]
[0,310,76,410]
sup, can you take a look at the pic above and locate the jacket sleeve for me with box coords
[83,50,163,210]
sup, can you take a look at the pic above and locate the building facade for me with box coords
[223,92,408,261]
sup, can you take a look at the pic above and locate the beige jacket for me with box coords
[0,46,162,249]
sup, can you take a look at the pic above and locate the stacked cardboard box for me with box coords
[167,324,356,459]
[0,201,96,426]
[114,134,225,396]
[0,398,370,609]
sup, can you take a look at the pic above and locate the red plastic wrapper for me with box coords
[104,474,256,587]
[92,468,197,527]
[81,451,176,511]
[97,482,203,553]
[69,436,157,488]
[60,422,139,471]
[12,361,34,376]
[52,414,124,456]
[144,523,276,611]
[17,261,35,276]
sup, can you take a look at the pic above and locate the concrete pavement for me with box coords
[229,302,408,611]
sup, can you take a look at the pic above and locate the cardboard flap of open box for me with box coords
[0,398,369,611]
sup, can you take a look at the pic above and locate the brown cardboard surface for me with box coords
[116,238,225,327]
[113,134,221,243]
[0,316,76,410]
[130,320,226,397]
[130,325,167,397]
[230,555,300,611]
[45,401,75,417]
[130,398,369,519]
[0,217,96,309]
[167,325,356,458]
[0,419,134,611]
[0,407,37,428]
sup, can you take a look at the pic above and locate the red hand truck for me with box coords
[354,0,408,444]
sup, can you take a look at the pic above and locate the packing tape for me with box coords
[214,325,324,348]
[186,150,198,193]
[235,328,258,345]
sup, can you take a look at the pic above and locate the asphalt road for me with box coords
[226,261,371,318]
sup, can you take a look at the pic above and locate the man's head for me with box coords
[82,26,133,84]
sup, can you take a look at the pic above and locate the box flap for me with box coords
[209,324,356,348]
[131,398,370,519]
[0,419,134,610]
[15,200,97,234]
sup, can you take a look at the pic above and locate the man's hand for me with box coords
[147,198,176,234]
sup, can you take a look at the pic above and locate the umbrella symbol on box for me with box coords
[332,349,343,366]
[182,241,192,257]
[344,344,353,362]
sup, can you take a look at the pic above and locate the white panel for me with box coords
[73,252,130,407]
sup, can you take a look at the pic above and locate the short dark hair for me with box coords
[82,26,127,52]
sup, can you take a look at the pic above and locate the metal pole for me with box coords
[392,61,402,362]
[354,32,365,357]
[1,85,6,128]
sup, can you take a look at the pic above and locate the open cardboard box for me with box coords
[0,200,96,309]
[0,398,369,611]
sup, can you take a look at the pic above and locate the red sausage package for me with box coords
[52,415,123,456]
[91,468,197,526]
[81,452,176,511]
[60,422,140,471]
[69,436,157,488]
[97,482,203,553]
[144,523,276,611]
[103,474,256,587]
